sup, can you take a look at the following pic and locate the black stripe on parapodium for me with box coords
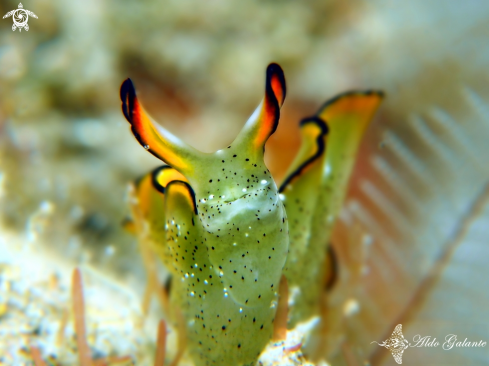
[150,165,173,194]
[166,180,198,215]
[278,116,328,193]
[325,244,338,291]
[164,275,172,297]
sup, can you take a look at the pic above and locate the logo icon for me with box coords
[3,3,37,32]
[372,324,410,364]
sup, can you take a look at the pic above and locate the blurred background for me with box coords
[1,0,489,365]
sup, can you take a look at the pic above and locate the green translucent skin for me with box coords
[193,151,287,308]
[121,63,383,365]
[175,149,288,366]
[121,64,289,366]
[164,181,281,366]
[281,92,384,327]
[279,118,329,327]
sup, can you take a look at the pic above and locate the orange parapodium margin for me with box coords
[133,174,154,219]
[152,166,188,193]
[165,180,198,215]
[131,165,188,219]
[317,91,384,138]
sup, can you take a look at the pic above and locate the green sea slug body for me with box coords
[122,64,289,366]
[121,63,383,365]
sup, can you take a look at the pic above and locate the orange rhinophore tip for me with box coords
[235,63,287,152]
[120,79,201,176]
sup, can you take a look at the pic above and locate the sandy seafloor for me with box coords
[1,0,489,365]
